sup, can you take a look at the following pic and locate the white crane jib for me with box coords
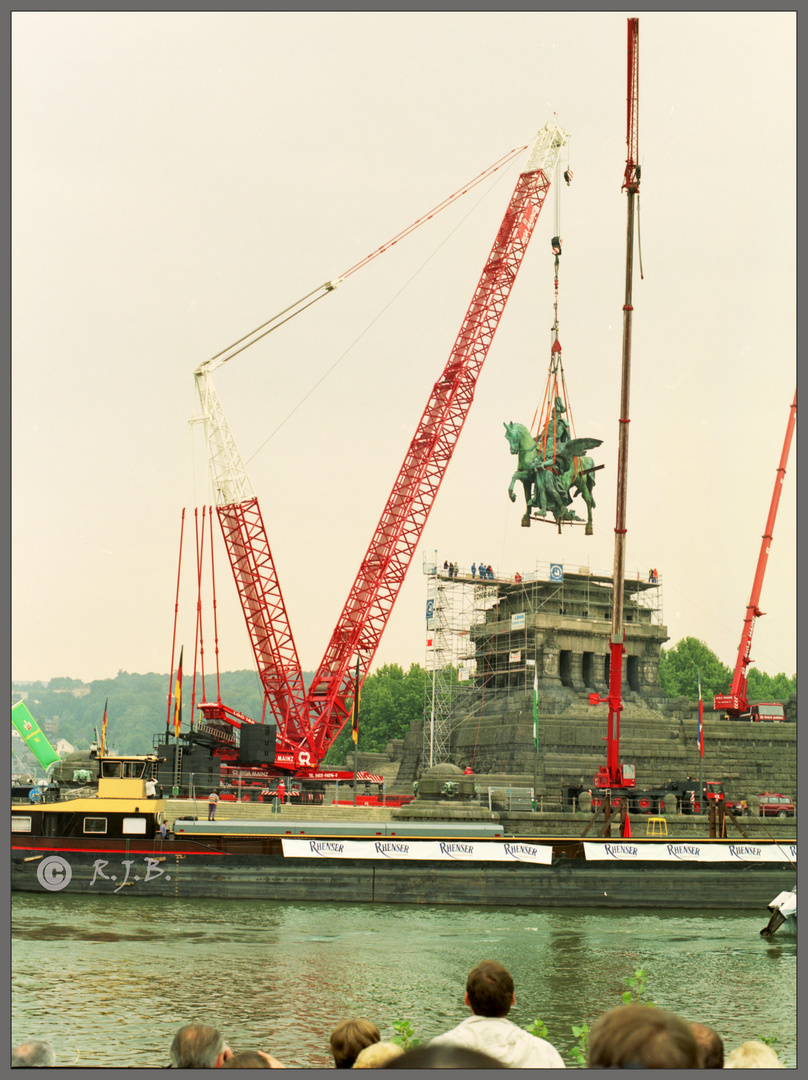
[524,121,571,175]
[193,364,255,507]
[191,279,342,506]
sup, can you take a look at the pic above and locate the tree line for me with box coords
[658,636,796,707]
[12,637,796,758]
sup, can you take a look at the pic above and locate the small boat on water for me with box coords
[761,886,796,937]
[12,752,797,909]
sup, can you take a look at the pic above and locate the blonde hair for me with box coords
[724,1040,785,1068]
[352,1042,404,1068]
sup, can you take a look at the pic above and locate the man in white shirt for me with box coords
[430,960,565,1069]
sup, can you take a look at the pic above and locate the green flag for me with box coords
[12,701,60,770]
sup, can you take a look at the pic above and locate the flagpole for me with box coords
[100,698,108,759]
[695,669,699,812]
[430,664,436,769]
[532,666,539,812]
[172,646,184,798]
[428,555,436,768]
[352,655,360,808]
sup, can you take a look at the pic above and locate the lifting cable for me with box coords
[530,154,577,468]
[209,506,222,709]
[204,145,528,373]
[338,145,527,280]
[191,506,208,728]
[244,149,529,464]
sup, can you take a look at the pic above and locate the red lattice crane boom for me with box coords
[303,129,568,762]
[197,122,570,771]
[713,390,796,716]
[193,369,310,746]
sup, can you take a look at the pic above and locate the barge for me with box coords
[12,754,795,909]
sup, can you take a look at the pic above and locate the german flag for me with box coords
[173,646,183,738]
[100,698,108,757]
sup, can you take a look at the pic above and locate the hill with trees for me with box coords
[12,670,268,755]
[12,639,795,757]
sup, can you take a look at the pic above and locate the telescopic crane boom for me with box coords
[713,390,796,717]
[196,122,570,771]
[589,18,640,806]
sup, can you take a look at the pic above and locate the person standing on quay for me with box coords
[208,791,219,820]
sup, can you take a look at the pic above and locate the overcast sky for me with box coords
[12,11,796,691]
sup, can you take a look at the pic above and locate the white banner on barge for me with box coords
[280,838,795,865]
[583,842,796,863]
[281,838,553,863]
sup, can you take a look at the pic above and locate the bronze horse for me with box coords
[504,421,601,534]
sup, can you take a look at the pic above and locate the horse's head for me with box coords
[504,421,529,455]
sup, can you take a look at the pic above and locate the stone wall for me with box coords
[393,689,796,805]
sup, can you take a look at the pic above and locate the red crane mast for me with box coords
[713,390,796,716]
[590,18,640,808]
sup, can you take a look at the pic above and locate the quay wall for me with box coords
[393,692,796,805]
[159,797,796,842]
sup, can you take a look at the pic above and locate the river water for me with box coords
[12,894,796,1068]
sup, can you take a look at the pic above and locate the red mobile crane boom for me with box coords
[589,18,640,810]
[713,390,796,718]
[196,122,570,771]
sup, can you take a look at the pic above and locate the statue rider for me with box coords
[543,396,570,460]
[537,397,574,512]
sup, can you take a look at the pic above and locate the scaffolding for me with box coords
[422,556,498,767]
[422,558,665,765]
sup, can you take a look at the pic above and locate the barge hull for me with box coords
[11,841,792,909]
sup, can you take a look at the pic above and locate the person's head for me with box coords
[690,1022,724,1068]
[329,1019,380,1069]
[587,1004,700,1069]
[170,1023,230,1068]
[384,1045,506,1069]
[724,1040,785,1068]
[465,960,514,1018]
[12,1040,56,1067]
[221,1051,272,1068]
[352,1042,404,1068]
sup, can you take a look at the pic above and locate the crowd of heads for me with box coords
[13,961,788,1069]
